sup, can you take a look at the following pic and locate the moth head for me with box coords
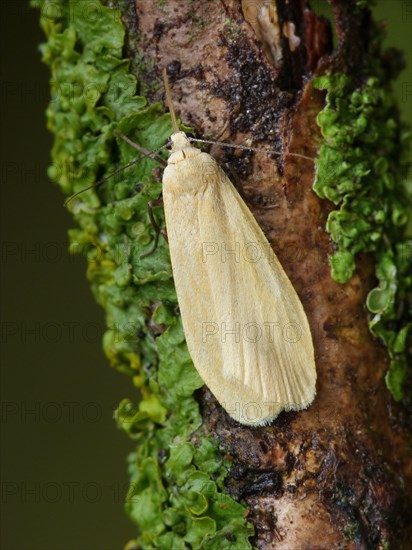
[170,131,191,151]
[168,131,201,165]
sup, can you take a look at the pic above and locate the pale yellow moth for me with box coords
[161,69,316,426]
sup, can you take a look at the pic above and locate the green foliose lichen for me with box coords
[313,23,412,400]
[31,0,253,547]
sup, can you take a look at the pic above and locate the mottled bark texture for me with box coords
[127,0,411,547]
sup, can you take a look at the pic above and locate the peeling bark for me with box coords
[126,0,411,547]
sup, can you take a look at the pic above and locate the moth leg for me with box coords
[140,197,168,258]
[114,130,167,167]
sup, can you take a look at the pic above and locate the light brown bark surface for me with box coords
[128,0,411,547]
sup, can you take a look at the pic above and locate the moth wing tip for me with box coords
[232,389,317,428]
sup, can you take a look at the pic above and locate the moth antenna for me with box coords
[64,143,169,208]
[188,137,314,162]
[163,67,180,134]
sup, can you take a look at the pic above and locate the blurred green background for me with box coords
[1,1,410,549]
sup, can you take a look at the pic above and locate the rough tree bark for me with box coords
[124,0,411,548]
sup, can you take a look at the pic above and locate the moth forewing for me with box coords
[162,131,316,426]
